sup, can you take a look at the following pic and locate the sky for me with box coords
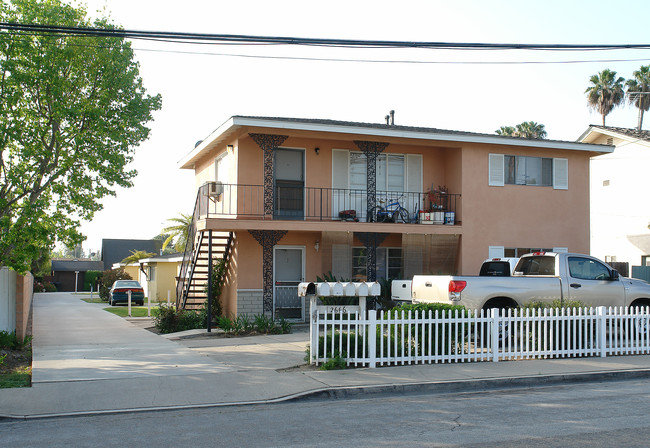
[73,0,650,253]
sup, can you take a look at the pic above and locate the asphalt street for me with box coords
[3,377,650,447]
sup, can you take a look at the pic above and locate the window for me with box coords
[642,256,650,267]
[350,152,405,192]
[490,154,568,189]
[505,155,552,186]
[568,257,611,280]
[504,247,553,257]
[352,247,402,281]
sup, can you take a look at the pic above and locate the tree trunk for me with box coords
[638,107,644,131]
[602,114,606,126]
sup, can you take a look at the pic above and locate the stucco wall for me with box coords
[148,262,178,302]
[590,136,650,266]
[459,144,590,273]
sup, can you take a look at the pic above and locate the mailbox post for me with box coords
[298,281,381,365]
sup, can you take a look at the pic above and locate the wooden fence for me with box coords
[309,306,650,368]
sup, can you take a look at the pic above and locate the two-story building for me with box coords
[579,125,650,271]
[177,116,610,320]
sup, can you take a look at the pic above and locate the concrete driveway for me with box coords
[32,292,237,383]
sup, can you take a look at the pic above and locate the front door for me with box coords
[274,148,304,219]
[273,247,304,320]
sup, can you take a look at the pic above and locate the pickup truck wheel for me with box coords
[629,301,650,338]
[480,305,513,347]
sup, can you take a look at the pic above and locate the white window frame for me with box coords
[489,154,568,190]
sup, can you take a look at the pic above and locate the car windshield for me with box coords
[114,281,141,288]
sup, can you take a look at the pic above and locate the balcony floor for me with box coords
[198,217,462,234]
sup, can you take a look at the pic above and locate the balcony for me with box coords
[196,182,461,226]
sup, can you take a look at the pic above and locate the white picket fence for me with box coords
[309,305,650,368]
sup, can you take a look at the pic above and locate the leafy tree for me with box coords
[153,233,176,255]
[0,0,162,273]
[121,250,155,265]
[495,122,547,139]
[161,213,193,253]
[98,268,132,301]
[585,69,625,126]
[626,65,650,131]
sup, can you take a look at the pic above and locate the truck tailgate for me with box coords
[412,275,454,304]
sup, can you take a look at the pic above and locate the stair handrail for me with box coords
[176,185,207,308]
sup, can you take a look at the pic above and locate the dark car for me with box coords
[109,280,145,306]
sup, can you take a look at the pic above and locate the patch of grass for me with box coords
[103,306,153,318]
[0,368,31,388]
[0,332,32,388]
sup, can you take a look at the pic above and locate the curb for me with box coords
[3,367,650,421]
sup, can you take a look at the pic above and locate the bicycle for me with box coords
[368,196,410,223]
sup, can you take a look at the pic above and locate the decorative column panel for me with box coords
[249,230,288,315]
[353,141,388,222]
[354,232,389,282]
[249,133,288,217]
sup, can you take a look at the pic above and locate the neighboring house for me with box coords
[177,115,610,321]
[579,126,650,270]
[110,262,140,283]
[113,253,183,302]
[138,253,183,302]
[101,239,162,271]
[51,259,104,292]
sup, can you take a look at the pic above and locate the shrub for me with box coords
[521,299,591,350]
[84,270,102,292]
[98,268,132,301]
[522,299,587,310]
[217,314,292,335]
[33,281,56,292]
[320,351,347,370]
[152,304,207,334]
[204,258,226,320]
[0,331,31,350]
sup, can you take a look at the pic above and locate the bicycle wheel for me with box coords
[397,207,410,223]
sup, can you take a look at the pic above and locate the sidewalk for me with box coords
[2,292,650,419]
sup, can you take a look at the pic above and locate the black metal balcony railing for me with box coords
[196,182,460,224]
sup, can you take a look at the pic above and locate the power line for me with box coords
[131,46,650,65]
[3,22,650,52]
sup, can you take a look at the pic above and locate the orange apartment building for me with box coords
[177,116,611,321]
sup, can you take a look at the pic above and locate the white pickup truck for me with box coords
[391,257,519,302]
[411,252,650,311]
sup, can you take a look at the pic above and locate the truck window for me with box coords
[515,256,555,275]
[568,257,611,280]
[480,262,509,276]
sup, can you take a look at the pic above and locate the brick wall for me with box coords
[15,273,34,341]
[237,289,263,316]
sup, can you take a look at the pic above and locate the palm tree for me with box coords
[585,69,625,126]
[495,122,547,139]
[495,126,516,136]
[121,250,155,264]
[161,212,193,252]
[626,65,650,130]
[515,121,547,139]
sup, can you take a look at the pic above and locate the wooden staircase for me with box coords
[181,231,232,311]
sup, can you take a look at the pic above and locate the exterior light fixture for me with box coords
[315,147,320,155]
[314,240,320,252]
[227,144,234,152]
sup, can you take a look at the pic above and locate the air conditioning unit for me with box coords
[208,181,223,197]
